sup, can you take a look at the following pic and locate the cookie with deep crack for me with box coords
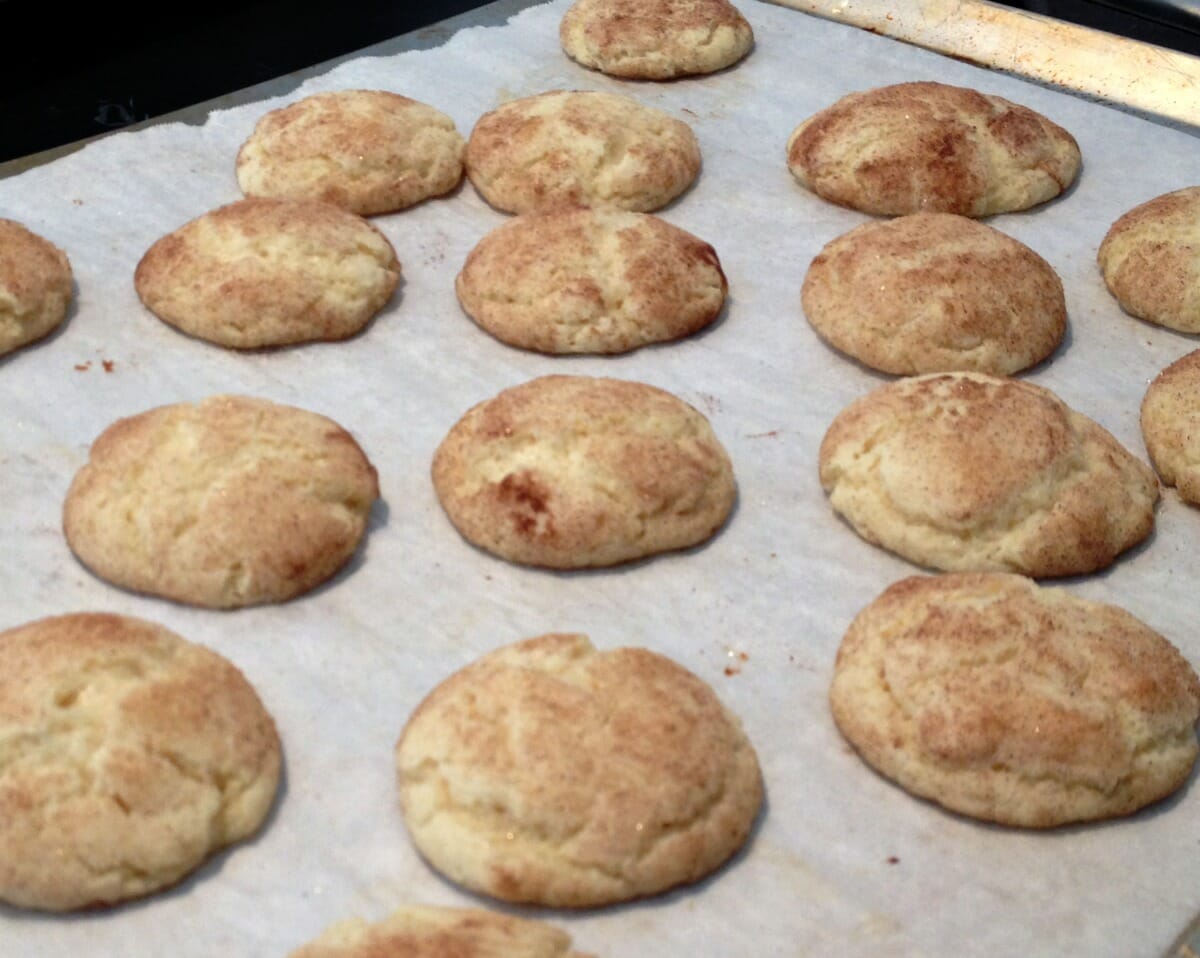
[1098,186,1200,333]
[456,207,726,354]
[560,0,753,79]
[289,904,595,958]
[432,375,736,568]
[831,573,1200,827]
[0,218,72,357]
[236,90,466,216]
[63,395,380,609]
[818,372,1157,576]
[786,81,1080,217]
[1141,349,1200,506]
[395,633,763,907]
[465,90,701,214]
[134,198,400,349]
[0,613,281,910]
[802,212,1065,375]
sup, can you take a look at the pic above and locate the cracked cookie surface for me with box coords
[456,207,726,354]
[818,372,1157,576]
[64,395,380,608]
[432,375,735,568]
[560,0,753,79]
[0,218,72,357]
[830,573,1200,827]
[236,90,465,216]
[802,212,1065,375]
[1141,349,1200,505]
[395,633,763,906]
[0,613,281,910]
[289,904,594,958]
[1098,186,1200,333]
[465,90,701,214]
[135,197,400,349]
[786,81,1080,217]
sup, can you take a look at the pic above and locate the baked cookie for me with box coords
[0,218,72,357]
[831,573,1200,827]
[236,90,466,216]
[465,90,701,214]
[134,198,400,349]
[432,375,736,568]
[456,207,726,354]
[802,212,1065,375]
[560,0,753,79]
[395,633,763,907]
[1141,349,1200,505]
[0,613,281,910]
[289,905,594,958]
[1098,186,1200,333]
[786,81,1080,217]
[63,395,379,609]
[818,372,1157,576]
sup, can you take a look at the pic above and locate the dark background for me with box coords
[2,0,1197,165]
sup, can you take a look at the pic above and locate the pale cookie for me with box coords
[236,90,466,216]
[1141,349,1200,505]
[802,213,1065,375]
[432,375,736,568]
[134,198,400,349]
[456,207,726,354]
[831,573,1200,827]
[289,904,594,958]
[64,395,379,609]
[0,218,72,357]
[0,613,281,910]
[395,633,763,907]
[560,0,753,79]
[465,90,701,214]
[1098,186,1200,333]
[786,81,1080,217]
[818,372,1157,577]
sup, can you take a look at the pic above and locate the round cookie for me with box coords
[0,218,72,357]
[0,613,281,910]
[1098,186,1200,333]
[818,372,1158,577]
[395,633,763,907]
[1141,349,1200,505]
[236,89,466,216]
[134,198,400,349]
[831,573,1200,827]
[432,375,736,568]
[465,90,701,214]
[63,395,380,609]
[802,212,1066,375]
[289,905,593,958]
[786,81,1081,217]
[456,207,727,354]
[560,0,754,80]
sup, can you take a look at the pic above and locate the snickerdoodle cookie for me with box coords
[818,372,1157,576]
[236,90,465,215]
[0,613,281,910]
[63,395,379,608]
[134,198,400,349]
[432,375,735,568]
[395,633,763,906]
[786,81,1080,217]
[831,573,1200,827]
[456,207,726,353]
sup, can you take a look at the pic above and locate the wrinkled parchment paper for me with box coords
[2,2,1199,954]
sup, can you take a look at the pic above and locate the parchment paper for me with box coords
[2,2,1199,955]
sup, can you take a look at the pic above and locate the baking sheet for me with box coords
[2,1,1199,955]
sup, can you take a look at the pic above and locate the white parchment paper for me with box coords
[2,2,1199,954]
